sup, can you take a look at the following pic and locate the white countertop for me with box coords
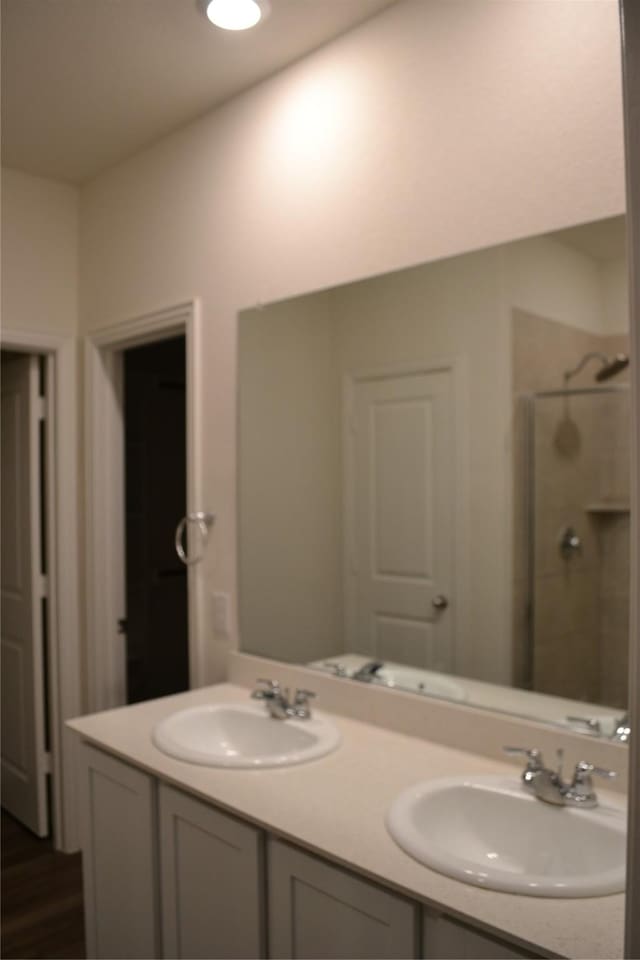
[67,683,626,960]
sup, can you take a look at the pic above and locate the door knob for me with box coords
[432,594,449,610]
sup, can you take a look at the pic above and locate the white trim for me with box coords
[0,329,81,854]
[28,354,48,835]
[185,299,207,685]
[341,359,470,676]
[85,300,207,714]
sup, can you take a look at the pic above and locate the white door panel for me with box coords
[371,399,434,577]
[375,616,436,668]
[1,354,48,836]
[347,369,454,672]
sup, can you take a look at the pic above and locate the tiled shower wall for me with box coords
[512,310,629,708]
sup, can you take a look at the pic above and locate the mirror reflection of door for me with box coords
[1,352,49,836]
[346,369,454,673]
[123,336,189,704]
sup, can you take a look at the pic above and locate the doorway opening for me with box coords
[123,335,189,704]
[85,300,207,715]
[0,333,81,854]
[1,350,50,836]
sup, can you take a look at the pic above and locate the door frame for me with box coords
[621,0,640,954]
[342,359,470,675]
[85,300,206,713]
[0,329,81,853]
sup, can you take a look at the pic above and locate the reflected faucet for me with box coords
[566,712,630,743]
[611,713,631,743]
[352,660,384,683]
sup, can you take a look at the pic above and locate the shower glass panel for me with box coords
[525,386,630,709]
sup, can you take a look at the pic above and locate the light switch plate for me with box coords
[212,592,230,636]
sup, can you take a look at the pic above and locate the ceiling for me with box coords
[1,0,395,184]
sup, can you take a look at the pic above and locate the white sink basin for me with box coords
[386,776,626,897]
[152,702,341,768]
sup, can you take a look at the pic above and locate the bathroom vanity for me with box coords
[68,683,625,960]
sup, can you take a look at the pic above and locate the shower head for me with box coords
[594,353,630,382]
[563,351,630,385]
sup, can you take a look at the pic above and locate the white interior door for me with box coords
[1,353,49,835]
[347,369,455,672]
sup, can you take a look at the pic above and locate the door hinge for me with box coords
[117,618,128,635]
[37,396,47,421]
[42,751,52,775]
[39,575,48,599]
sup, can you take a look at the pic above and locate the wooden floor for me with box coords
[1,811,86,959]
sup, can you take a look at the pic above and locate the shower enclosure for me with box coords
[519,384,630,709]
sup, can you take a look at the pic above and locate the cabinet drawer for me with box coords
[268,837,419,959]
[159,784,265,959]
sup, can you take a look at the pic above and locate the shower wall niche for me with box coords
[512,310,630,709]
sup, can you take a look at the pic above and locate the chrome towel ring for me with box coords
[175,511,216,565]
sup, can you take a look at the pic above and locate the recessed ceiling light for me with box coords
[204,0,270,31]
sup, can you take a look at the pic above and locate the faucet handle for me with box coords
[252,678,281,700]
[567,715,602,736]
[503,745,543,765]
[292,688,316,719]
[573,760,617,783]
[566,761,617,806]
[503,746,544,785]
[294,688,316,705]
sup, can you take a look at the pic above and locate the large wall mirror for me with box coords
[238,215,630,738]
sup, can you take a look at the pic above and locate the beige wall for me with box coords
[238,292,343,664]
[1,168,78,336]
[601,258,630,333]
[506,236,606,336]
[76,0,625,681]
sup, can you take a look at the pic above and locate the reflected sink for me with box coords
[152,702,341,768]
[387,776,626,897]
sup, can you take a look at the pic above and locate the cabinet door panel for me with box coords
[423,911,538,959]
[160,784,265,959]
[268,838,418,959]
[79,745,159,959]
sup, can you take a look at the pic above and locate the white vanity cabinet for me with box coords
[79,745,160,960]
[159,784,265,959]
[78,744,265,960]
[77,743,543,960]
[268,838,418,959]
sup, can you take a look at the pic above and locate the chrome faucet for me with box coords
[611,713,631,743]
[251,679,316,720]
[323,661,349,678]
[352,660,384,683]
[566,712,630,743]
[503,746,616,808]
